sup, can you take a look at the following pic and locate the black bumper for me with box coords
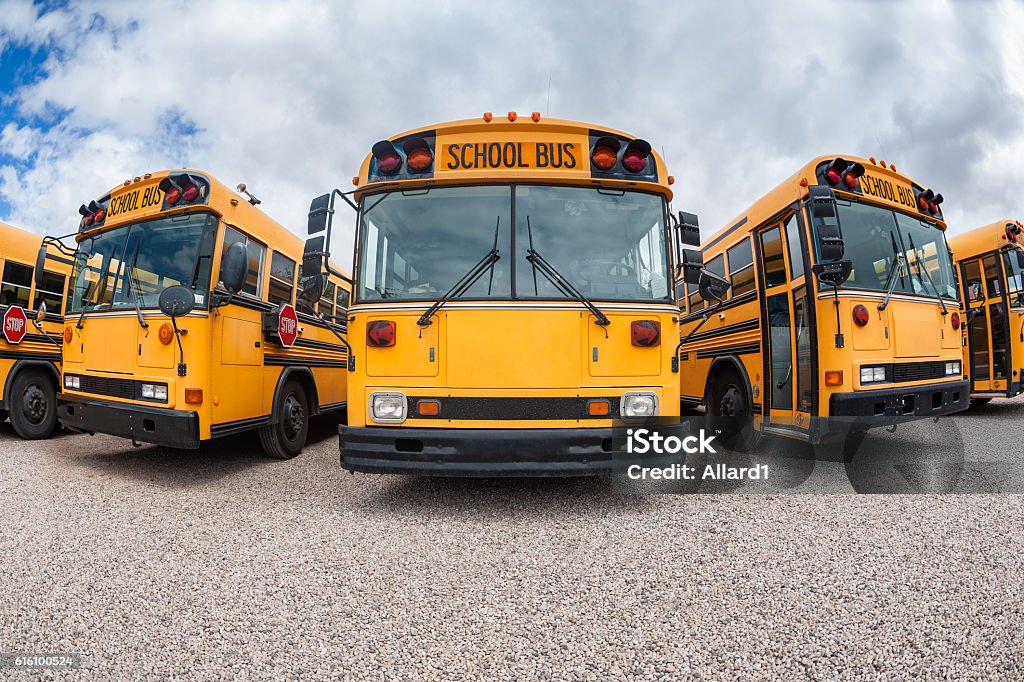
[339,424,689,477]
[58,394,200,449]
[828,379,970,420]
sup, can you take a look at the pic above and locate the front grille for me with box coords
[893,361,947,383]
[80,375,136,399]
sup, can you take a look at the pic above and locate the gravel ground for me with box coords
[1,398,1023,680]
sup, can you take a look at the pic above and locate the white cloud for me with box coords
[0,0,1022,263]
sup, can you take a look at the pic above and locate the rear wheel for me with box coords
[9,369,58,439]
[708,370,760,451]
[259,380,309,459]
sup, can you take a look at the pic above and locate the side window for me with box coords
[37,271,67,315]
[222,226,265,297]
[335,286,350,322]
[268,252,296,306]
[726,239,755,297]
[784,214,805,280]
[983,255,1002,298]
[760,226,787,288]
[319,281,336,318]
[687,284,704,313]
[962,260,984,302]
[1,261,33,308]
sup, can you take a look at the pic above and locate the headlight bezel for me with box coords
[369,391,408,424]
[138,382,169,403]
[859,366,888,385]
[945,361,961,376]
[63,375,81,390]
[620,391,659,419]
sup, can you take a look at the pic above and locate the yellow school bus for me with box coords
[0,222,72,438]
[304,113,691,475]
[54,170,351,458]
[949,219,1024,404]
[679,155,969,459]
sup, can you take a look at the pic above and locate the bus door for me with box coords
[961,255,1009,393]
[757,214,813,434]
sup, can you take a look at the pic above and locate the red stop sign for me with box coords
[278,303,298,348]
[3,305,28,344]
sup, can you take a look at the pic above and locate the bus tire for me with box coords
[708,369,760,451]
[969,398,992,408]
[259,380,309,460]
[8,368,58,440]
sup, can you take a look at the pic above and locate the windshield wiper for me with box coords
[878,232,907,312]
[125,242,150,329]
[77,255,114,328]
[525,218,610,327]
[417,218,502,327]
[906,232,949,315]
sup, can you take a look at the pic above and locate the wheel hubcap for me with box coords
[21,384,47,424]
[283,394,305,440]
[720,386,741,417]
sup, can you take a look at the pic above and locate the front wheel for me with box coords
[9,369,58,439]
[708,370,760,451]
[259,380,309,459]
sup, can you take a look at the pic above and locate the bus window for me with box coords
[962,260,984,302]
[760,227,787,288]
[319,280,336,318]
[1004,251,1023,302]
[983,255,1002,298]
[1,261,33,308]
[784,214,804,280]
[687,284,703,313]
[767,293,793,410]
[894,213,958,300]
[222,226,265,297]
[726,239,754,297]
[335,286,350,321]
[269,252,296,306]
[793,286,813,412]
[36,271,66,315]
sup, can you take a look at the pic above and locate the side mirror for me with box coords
[812,260,853,288]
[220,241,249,294]
[808,186,844,262]
[299,236,326,307]
[308,193,331,235]
[34,245,47,288]
[679,248,704,285]
[677,211,701,248]
[698,269,731,303]
[35,300,47,323]
[158,285,195,318]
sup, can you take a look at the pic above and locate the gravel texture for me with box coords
[1,397,1023,680]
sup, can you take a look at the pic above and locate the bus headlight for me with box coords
[140,383,168,401]
[620,392,658,418]
[370,392,407,423]
[860,366,887,384]
[63,375,80,390]
[945,361,961,376]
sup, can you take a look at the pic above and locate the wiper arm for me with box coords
[906,233,949,315]
[417,218,502,327]
[126,243,150,329]
[526,248,611,327]
[878,233,906,312]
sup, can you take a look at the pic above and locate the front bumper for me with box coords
[58,394,200,449]
[828,379,970,421]
[340,424,689,477]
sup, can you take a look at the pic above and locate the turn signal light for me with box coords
[631,320,661,346]
[63,326,72,344]
[185,388,203,405]
[591,136,620,171]
[852,304,870,327]
[367,320,396,347]
[403,137,433,172]
[825,370,844,387]
[158,323,174,345]
[417,399,440,416]
[587,400,610,416]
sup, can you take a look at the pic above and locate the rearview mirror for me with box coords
[308,193,331,235]
[677,211,701,248]
[679,248,704,285]
[300,236,326,306]
[158,285,195,318]
[34,245,47,288]
[220,241,249,294]
[812,260,853,288]
[698,269,731,303]
[35,300,46,323]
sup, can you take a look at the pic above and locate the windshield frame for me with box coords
[68,210,219,314]
[352,182,673,306]
[818,196,959,303]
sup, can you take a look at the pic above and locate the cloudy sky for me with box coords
[1,0,1021,266]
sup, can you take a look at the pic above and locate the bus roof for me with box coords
[352,115,673,201]
[948,219,1024,260]
[701,154,946,253]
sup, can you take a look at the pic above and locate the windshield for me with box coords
[356,184,670,303]
[829,200,958,300]
[1005,249,1024,304]
[69,212,218,313]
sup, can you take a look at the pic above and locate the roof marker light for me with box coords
[591,136,620,171]
[403,137,433,173]
[371,140,403,176]
[621,139,651,173]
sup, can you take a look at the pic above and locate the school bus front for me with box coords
[312,115,685,475]
[56,170,350,458]
[679,156,968,457]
